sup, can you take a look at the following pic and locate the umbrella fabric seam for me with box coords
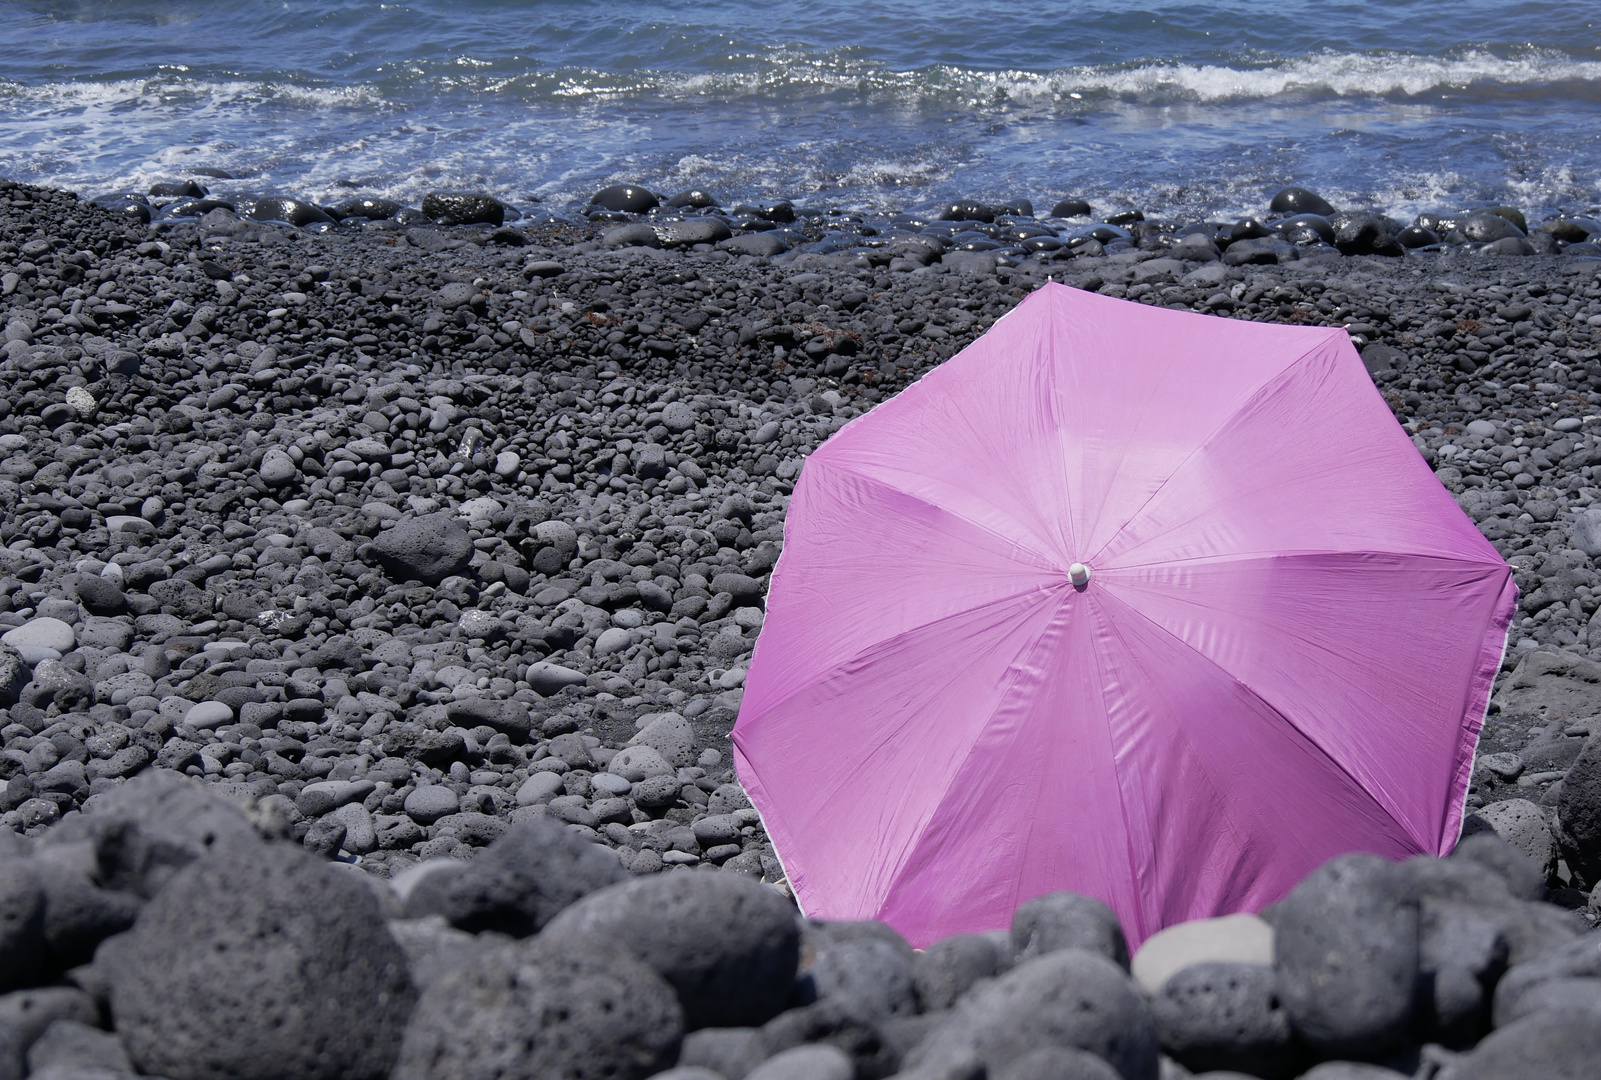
[1087,587,1264,933]
[804,453,1069,574]
[734,582,1071,735]
[1097,552,1515,846]
[736,589,1072,918]
[876,588,1089,921]
[1090,582,1423,851]
[1102,548,1513,572]
[1083,329,1345,568]
[1082,589,1160,943]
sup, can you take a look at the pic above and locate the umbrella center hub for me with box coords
[1068,562,1092,589]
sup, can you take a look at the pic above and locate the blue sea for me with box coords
[1,0,1600,222]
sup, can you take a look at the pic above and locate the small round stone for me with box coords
[595,627,634,656]
[1,617,76,653]
[182,701,234,729]
[405,785,462,825]
[258,447,299,486]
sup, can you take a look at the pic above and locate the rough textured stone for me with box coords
[1438,1003,1601,1080]
[401,817,625,935]
[1468,799,1557,878]
[544,872,800,1029]
[103,841,415,1080]
[370,514,475,584]
[911,934,1001,1012]
[1131,914,1274,994]
[745,1045,853,1080]
[1010,891,1129,969]
[1149,962,1293,1078]
[0,859,45,991]
[807,937,918,1020]
[392,935,682,1080]
[678,1028,766,1080]
[909,950,1157,1080]
[1491,932,1601,1027]
[1556,730,1601,884]
[1273,854,1420,1059]
[992,1046,1123,1080]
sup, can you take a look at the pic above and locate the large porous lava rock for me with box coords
[102,840,416,1080]
[0,857,45,991]
[544,872,800,1029]
[1438,1004,1601,1080]
[393,935,682,1080]
[48,770,259,898]
[907,950,1158,1080]
[1492,650,1601,723]
[400,817,626,935]
[911,934,1003,1012]
[1273,854,1420,1059]
[1010,891,1129,968]
[1555,730,1601,886]
[370,514,475,584]
[1149,962,1294,1078]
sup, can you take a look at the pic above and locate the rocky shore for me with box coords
[1,176,1600,1078]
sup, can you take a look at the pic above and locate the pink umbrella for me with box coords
[731,282,1515,949]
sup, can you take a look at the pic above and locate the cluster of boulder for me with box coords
[1,771,1598,1080]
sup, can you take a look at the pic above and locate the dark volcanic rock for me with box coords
[1269,186,1337,217]
[1555,730,1601,884]
[544,872,800,1028]
[1010,891,1129,968]
[1274,854,1420,1059]
[72,574,126,615]
[422,191,506,227]
[991,1046,1122,1080]
[1437,1004,1601,1079]
[246,196,336,227]
[911,934,1002,1011]
[370,514,475,584]
[401,817,626,935]
[103,841,415,1080]
[1051,198,1093,218]
[666,189,721,209]
[392,935,683,1080]
[807,937,918,1020]
[330,197,404,221]
[1332,211,1401,256]
[0,857,45,991]
[909,950,1157,1080]
[1151,962,1294,1078]
[591,184,660,214]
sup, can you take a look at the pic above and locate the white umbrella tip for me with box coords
[1069,563,1092,587]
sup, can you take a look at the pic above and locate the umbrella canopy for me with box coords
[731,282,1515,949]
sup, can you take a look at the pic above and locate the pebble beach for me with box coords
[1,172,1601,1080]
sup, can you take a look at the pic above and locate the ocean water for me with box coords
[1,0,1599,222]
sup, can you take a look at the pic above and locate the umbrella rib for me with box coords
[1042,292,1080,557]
[1103,548,1513,572]
[737,583,1071,736]
[1081,330,1343,569]
[1093,584,1423,850]
[1088,589,1294,927]
[808,455,1068,573]
[877,587,1080,911]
